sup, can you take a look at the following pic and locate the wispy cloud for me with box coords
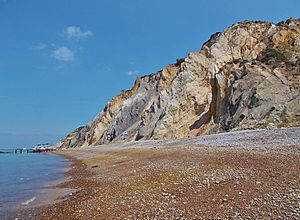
[34,25,93,62]
[0,95,8,99]
[127,70,139,76]
[63,26,93,39]
[51,46,74,61]
[34,43,47,50]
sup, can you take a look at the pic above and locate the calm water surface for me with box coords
[0,151,70,218]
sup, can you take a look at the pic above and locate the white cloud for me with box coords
[34,26,92,62]
[34,43,47,50]
[51,46,74,61]
[127,70,139,75]
[64,26,93,39]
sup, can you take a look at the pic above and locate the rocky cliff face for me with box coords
[57,18,300,148]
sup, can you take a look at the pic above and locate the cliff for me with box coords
[57,18,300,148]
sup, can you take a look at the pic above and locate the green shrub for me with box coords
[260,48,287,65]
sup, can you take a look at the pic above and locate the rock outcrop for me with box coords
[57,18,300,148]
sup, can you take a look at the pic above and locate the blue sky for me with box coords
[0,0,299,147]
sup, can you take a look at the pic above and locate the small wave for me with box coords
[21,196,36,205]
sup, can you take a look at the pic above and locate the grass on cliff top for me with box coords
[260,48,298,68]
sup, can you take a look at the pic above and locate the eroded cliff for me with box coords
[57,18,300,148]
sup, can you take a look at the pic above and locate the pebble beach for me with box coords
[12,127,300,219]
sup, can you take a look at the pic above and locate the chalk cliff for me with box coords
[57,18,300,148]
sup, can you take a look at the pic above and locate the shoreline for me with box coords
[11,127,300,219]
[8,152,87,220]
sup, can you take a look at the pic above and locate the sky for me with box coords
[0,0,299,147]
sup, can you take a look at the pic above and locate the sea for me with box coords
[0,150,70,218]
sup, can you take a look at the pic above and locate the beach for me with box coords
[14,127,300,219]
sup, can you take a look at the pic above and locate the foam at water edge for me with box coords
[21,196,36,206]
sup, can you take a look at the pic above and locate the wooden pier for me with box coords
[1,143,56,154]
[15,149,31,154]
[13,148,56,154]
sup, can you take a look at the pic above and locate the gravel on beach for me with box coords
[13,127,300,220]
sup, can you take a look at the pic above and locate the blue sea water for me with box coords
[0,151,70,218]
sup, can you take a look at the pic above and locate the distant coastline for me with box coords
[0,150,11,154]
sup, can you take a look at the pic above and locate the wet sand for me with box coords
[13,127,300,219]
